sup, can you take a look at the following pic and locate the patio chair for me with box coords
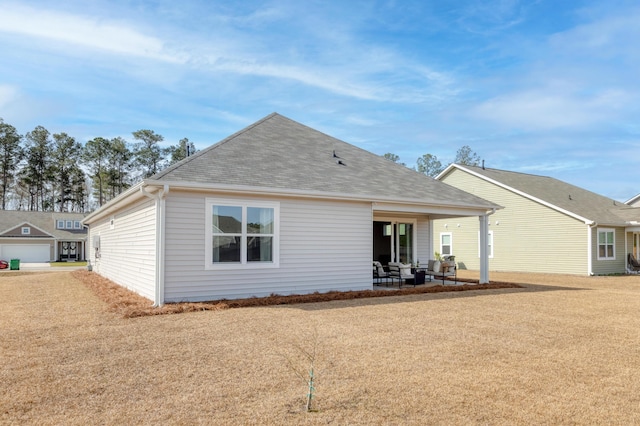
[628,253,640,273]
[388,262,415,287]
[373,261,393,286]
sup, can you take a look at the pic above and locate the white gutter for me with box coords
[587,221,597,275]
[140,184,169,307]
[83,182,146,225]
[143,179,500,213]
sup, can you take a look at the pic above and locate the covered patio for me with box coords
[372,201,499,286]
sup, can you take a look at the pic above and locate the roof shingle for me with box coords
[152,113,497,210]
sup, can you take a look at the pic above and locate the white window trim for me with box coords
[478,230,494,258]
[597,227,616,260]
[21,226,30,235]
[74,221,81,229]
[205,198,280,270]
[57,220,65,229]
[440,232,453,256]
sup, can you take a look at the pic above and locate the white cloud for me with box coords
[0,2,462,105]
[518,160,591,173]
[0,3,185,63]
[456,0,532,34]
[0,85,19,109]
[471,88,633,130]
[549,8,640,58]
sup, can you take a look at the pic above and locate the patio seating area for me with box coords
[374,258,458,289]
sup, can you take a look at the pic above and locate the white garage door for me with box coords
[0,244,51,262]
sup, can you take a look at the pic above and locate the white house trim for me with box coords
[145,179,497,213]
[204,198,281,271]
[626,193,640,205]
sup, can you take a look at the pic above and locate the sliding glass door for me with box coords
[396,222,414,264]
[373,220,416,265]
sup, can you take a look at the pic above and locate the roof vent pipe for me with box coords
[482,160,485,170]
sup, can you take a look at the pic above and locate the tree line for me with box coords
[0,118,197,212]
[383,145,482,177]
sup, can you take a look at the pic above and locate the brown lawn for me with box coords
[2,270,640,424]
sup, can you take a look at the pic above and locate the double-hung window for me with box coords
[440,232,452,256]
[597,228,615,260]
[206,199,279,269]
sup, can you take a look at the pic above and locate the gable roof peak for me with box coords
[147,114,498,210]
[443,163,638,225]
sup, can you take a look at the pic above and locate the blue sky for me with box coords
[1,0,639,201]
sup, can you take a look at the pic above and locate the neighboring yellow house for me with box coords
[434,164,640,276]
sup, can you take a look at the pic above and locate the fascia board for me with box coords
[82,182,146,225]
[625,193,640,205]
[143,179,500,213]
[435,163,457,180]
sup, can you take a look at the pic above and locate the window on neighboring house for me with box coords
[478,230,494,258]
[74,221,81,229]
[440,232,452,256]
[206,199,279,269]
[597,228,615,260]
[57,220,65,229]
[21,226,30,235]
[66,220,73,229]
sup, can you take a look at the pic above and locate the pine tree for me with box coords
[21,126,53,211]
[0,119,23,209]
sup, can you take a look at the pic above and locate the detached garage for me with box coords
[0,211,87,263]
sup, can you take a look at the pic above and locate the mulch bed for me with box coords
[71,270,521,318]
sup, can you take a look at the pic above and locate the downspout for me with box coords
[140,184,169,307]
[587,221,597,276]
[479,208,496,284]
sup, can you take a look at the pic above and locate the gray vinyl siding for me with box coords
[437,169,589,275]
[416,217,431,265]
[87,198,157,300]
[163,191,373,302]
[591,227,626,275]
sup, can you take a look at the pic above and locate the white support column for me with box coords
[479,215,489,283]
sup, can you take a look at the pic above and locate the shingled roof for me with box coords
[0,211,87,239]
[150,113,497,210]
[442,164,640,226]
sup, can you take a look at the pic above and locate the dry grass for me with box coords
[2,270,640,424]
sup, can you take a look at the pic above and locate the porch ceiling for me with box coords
[373,202,493,218]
